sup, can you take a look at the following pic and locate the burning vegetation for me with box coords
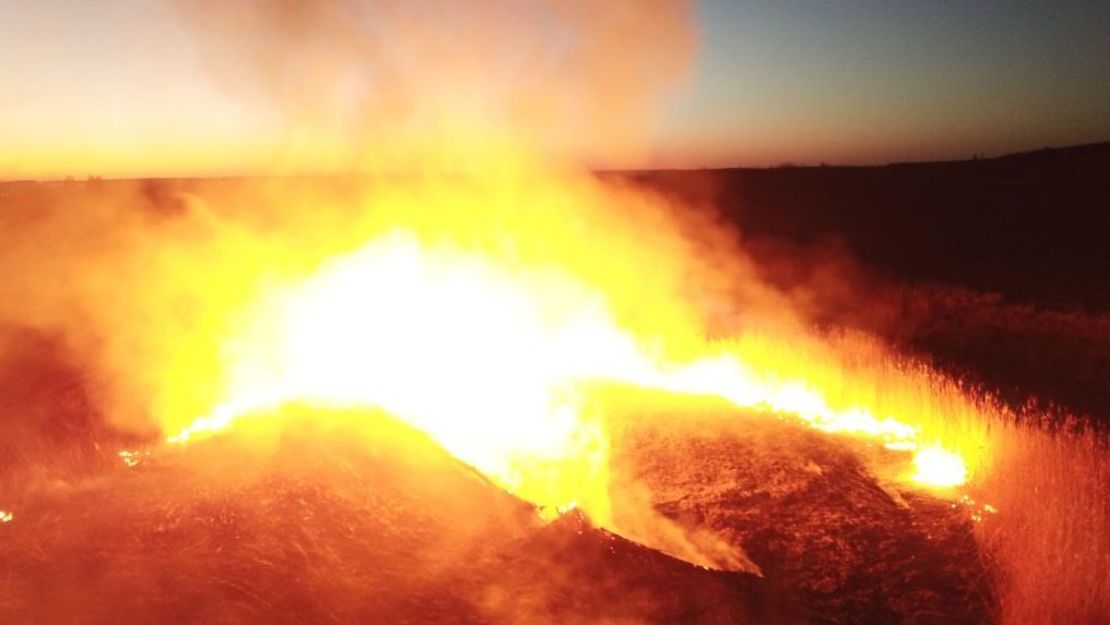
[1,1,1107,624]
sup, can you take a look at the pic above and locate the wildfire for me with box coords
[150,166,981,529]
[118,449,150,468]
[912,446,968,487]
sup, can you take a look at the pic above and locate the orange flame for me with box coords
[158,164,982,527]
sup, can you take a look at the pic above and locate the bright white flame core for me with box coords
[913,446,968,487]
[169,232,970,518]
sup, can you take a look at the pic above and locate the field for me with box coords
[1,143,1107,624]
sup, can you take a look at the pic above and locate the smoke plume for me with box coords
[172,0,696,169]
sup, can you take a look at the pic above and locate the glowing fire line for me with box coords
[164,232,969,520]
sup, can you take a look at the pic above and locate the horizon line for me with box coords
[3,139,1107,184]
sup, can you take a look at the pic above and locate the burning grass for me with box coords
[973,414,1110,624]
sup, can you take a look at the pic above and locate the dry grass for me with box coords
[971,414,1109,624]
[799,330,1110,624]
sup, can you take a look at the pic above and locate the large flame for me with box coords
[46,0,979,522]
[158,163,981,530]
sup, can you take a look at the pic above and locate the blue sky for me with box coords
[657,0,1110,165]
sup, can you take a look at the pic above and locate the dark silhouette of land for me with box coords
[624,141,1110,311]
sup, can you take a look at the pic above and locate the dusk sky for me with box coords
[1,0,1108,178]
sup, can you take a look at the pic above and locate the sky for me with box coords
[0,0,1108,178]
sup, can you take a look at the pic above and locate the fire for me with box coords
[913,446,968,488]
[172,232,624,519]
[118,449,150,468]
[0,0,984,542]
[155,166,979,528]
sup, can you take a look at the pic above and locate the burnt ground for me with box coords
[611,407,994,625]
[0,410,796,625]
[0,401,985,625]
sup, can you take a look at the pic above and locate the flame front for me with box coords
[158,165,979,525]
[174,233,626,518]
